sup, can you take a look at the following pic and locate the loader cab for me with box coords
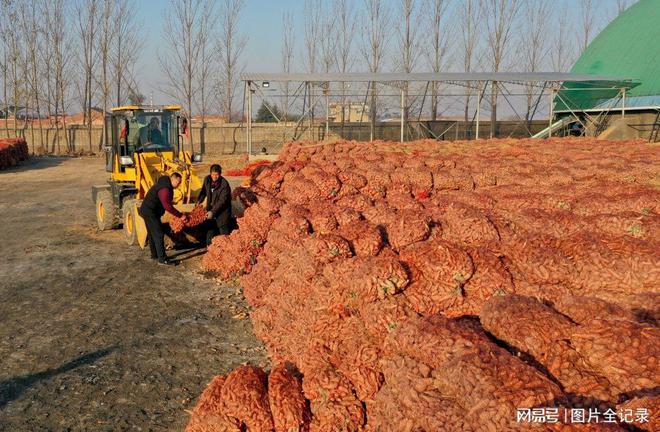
[106,105,183,175]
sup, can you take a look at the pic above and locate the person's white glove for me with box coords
[206,211,213,220]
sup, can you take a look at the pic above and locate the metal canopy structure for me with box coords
[241,72,636,84]
[240,72,638,156]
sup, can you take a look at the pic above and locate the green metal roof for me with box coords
[555,0,659,112]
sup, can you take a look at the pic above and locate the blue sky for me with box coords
[132,0,631,106]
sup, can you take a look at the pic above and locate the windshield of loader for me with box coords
[127,111,175,152]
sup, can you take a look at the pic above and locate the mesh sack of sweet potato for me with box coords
[473,171,498,187]
[547,294,639,325]
[0,138,29,170]
[241,260,273,307]
[335,220,384,256]
[383,209,431,251]
[384,315,565,431]
[323,255,409,310]
[358,295,420,344]
[203,234,253,279]
[557,233,659,296]
[383,191,424,211]
[586,211,659,241]
[498,207,587,239]
[220,365,274,431]
[304,169,342,200]
[279,176,321,206]
[334,193,374,213]
[307,203,339,235]
[437,202,500,246]
[570,319,660,395]
[390,167,433,196]
[455,247,515,316]
[332,205,362,227]
[337,170,367,189]
[432,168,475,191]
[237,204,279,242]
[501,234,576,286]
[298,347,365,432]
[302,234,353,265]
[399,239,475,316]
[268,363,311,432]
[616,395,659,432]
[331,316,384,401]
[368,354,472,432]
[185,375,241,432]
[169,205,207,233]
[251,164,287,193]
[480,295,616,404]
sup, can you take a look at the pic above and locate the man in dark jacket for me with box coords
[197,164,232,245]
[139,173,188,265]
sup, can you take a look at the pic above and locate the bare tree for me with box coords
[520,0,551,124]
[303,0,322,74]
[360,0,390,141]
[0,0,12,137]
[424,0,452,121]
[216,0,246,122]
[160,0,208,149]
[335,0,355,132]
[112,0,141,107]
[303,0,322,125]
[551,11,574,73]
[281,11,295,122]
[4,0,22,137]
[96,0,115,150]
[458,0,481,133]
[195,1,218,125]
[484,0,521,138]
[75,0,100,151]
[578,0,596,55]
[396,0,422,129]
[616,0,633,14]
[20,0,48,150]
[43,0,73,153]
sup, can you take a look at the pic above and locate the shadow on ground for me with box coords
[0,347,115,409]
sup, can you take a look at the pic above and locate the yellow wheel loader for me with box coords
[91,105,204,248]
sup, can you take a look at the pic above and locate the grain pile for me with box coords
[189,138,659,431]
[0,138,29,170]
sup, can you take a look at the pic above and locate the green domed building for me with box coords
[555,0,660,139]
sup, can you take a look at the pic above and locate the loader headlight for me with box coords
[120,156,134,166]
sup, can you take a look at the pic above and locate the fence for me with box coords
[1,119,550,156]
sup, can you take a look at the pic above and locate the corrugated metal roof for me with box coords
[241,72,636,84]
[556,0,660,111]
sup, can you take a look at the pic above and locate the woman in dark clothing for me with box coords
[139,172,187,265]
[197,164,232,245]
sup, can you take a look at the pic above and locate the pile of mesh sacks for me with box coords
[0,138,29,170]
[189,137,659,431]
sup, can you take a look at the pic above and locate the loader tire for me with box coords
[96,190,118,231]
[123,200,138,246]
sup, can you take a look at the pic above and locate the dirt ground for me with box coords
[0,157,267,431]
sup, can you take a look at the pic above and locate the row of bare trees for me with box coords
[0,0,141,152]
[159,0,247,151]
[295,0,634,136]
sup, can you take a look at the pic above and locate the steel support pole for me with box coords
[400,88,405,142]
[549,87,554,138]
[622,88,626,119]
[475,86,481,140]
[325,86,330,139]
[247,81,253,160]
